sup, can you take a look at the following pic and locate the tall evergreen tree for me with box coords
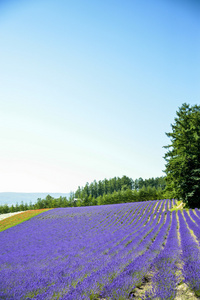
[98,180,104,196]
[75,186,81,198]
[93,180,98,198]
[104,179,110,194]
[164,103,200,208]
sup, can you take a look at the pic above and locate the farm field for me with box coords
[0,200,200,299]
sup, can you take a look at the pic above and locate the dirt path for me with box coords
[0,211,25,221]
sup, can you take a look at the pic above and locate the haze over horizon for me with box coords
[0,192,71,206]
[0,0,199,193]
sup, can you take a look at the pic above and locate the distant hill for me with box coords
[0,193,70,206]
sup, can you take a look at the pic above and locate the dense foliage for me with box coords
[74,175,165,199]
[1,200,200,299]
[0,176,166,213]
[164,103,200,208]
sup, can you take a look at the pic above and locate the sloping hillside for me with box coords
[0,199,200,299]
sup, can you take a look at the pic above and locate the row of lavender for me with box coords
[144,205,200,299]
[0,199,200,299]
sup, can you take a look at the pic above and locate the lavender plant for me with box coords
[144,211,181,299]
[0,199,199,300]
[178,210,200,297]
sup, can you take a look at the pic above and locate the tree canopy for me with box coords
[164,103,200,208]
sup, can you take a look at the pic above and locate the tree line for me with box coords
[73,185,165,207]
[164,103,200,208]
[74,176,165,199]
[0,176,166,213]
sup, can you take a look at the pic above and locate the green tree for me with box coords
[35,198,44,209]
[104,179,109,194]
[82,195,90,206]
[96,195,103,205]
[110,177,117,193]
[62,197,68,207]
[121,175,133,189]
[134,178,139,191]
[116,177,122,191]
[164,103,200,208]
[1,204,9,213]
[83,182,89,198]
[19,201,25,211]
[10,205,15,213]
[15,202,20,211]
[75,186,81,198]
[29,201,34,210]
[97,180,104,196]
[68,192,75,207]
[93,180,98,198]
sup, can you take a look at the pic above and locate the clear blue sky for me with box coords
[0,0,199,192]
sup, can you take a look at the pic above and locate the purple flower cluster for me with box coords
[144,210,181,299]
[99,201,171,299]
[194,208,200,219]
[183,210,200,241]
[0,199,181,300]
[178,210,200,297]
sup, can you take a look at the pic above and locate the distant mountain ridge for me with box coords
[0,193,70,206]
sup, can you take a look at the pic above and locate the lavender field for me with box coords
[1,199,200,299]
